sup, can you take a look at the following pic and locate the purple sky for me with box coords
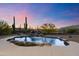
[0,3,79,28]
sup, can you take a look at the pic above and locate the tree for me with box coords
[0,21,12,35]
[40,23,58,34]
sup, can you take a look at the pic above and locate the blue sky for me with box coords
[0,3,79,28]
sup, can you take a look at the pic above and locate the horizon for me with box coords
[0,3,79,28]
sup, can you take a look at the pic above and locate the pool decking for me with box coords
[0,35,79,56]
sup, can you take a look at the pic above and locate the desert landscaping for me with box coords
[0,35,79,56]
[0,3,79,56]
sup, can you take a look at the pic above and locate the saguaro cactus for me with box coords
[24,17,27,33]
[12,16,15,33]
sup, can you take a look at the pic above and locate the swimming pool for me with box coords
[7,36,69,46]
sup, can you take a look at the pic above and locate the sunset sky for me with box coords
[0,3,79,28]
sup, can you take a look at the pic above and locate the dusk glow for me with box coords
[0,3,79,28]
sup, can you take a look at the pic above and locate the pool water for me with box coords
[7,36,69,46]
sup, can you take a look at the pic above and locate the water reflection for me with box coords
[12,36,69,46]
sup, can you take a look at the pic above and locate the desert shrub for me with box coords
[66,28,78,34]
[40,23,58,34]
[0,21,12,35]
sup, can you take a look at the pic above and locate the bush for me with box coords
[40,23,58,34]
[0,21,12,35]
[66,28,78,34]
